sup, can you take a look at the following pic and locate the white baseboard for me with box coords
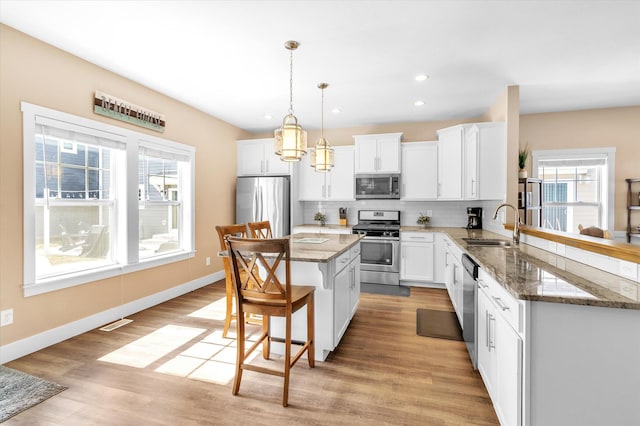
[0,270,225,364]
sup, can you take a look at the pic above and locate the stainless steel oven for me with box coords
[359,237,400,285]
[352,210,401,286]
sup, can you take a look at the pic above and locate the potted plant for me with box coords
[518,144,530,178]
[314,212,326,227]
[417,212,431,228]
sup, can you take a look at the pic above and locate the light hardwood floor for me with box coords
[5,281,499,425]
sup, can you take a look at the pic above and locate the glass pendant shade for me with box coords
[311,137,334,171]
[274,40,306,162]
[274,114,307,161]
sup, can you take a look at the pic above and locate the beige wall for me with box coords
[0,24,249,345]
[520,106,640,231]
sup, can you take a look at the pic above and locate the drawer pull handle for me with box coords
[493,296,510,311]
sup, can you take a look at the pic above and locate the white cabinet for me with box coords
[436,122,506,200]
[463,123,506,200]
[401,142,438,200]
[333,245,361,345]
[443,237,464,325]
[436,127,463,199]
[400,232,434,282]
[353,133,402,174]
[298,146,354,201]
[477,269,523,426]
[237,138,291,176]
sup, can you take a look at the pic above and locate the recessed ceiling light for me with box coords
[331,108,341,114]
[415,74,429,81]
[414,100,425,107]
[263,114,272,120]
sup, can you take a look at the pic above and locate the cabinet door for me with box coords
[349,258,360,318]
[334,265,351,345]
[400,242,434,281]
[495,314,523,426]
[477,285,497,399]
[464,126,479,199]
[401,142,438,200]
[477,124,506,200]
[298,154,326,200]
[354,138,378,173]
[237,140,267,176]
[377,136,401,173]
[264,145,291,175]
[452,258,464,326]
[437,127,463,199]
[327,146,355,200]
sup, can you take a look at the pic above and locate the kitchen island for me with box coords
[402,226,640,426]
[267,233,363,361]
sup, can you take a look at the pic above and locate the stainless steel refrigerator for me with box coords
[235,176,290,237]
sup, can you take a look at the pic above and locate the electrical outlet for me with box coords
[427,210,433,217]
[0,309,13,326]
[205,256,211,266]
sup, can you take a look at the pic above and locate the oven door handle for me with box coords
[360,236,399,242]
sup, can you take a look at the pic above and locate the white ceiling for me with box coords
[1,0,639,133]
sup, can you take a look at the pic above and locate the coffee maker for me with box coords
[466,207,483,229]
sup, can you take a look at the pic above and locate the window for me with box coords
[23,102,195,296]
[533,148,615,233]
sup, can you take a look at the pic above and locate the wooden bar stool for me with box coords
[225,236,315,407]
[247,220,273,239]
[215,224,249,338]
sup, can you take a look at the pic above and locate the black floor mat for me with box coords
[416,308,463,341]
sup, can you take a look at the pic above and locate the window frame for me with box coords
[22,102,195,297]
[532,147,615,233]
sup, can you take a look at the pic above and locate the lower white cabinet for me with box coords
[400,232,434,282]
[443,237,464,325]
[333,245,360,345]
[477,269,522,426]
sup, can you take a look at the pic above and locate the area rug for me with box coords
[361,283,410,297]
[0,365,67,422]
[416,309,463,341]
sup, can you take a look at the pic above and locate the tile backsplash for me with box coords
[301,199,505,230]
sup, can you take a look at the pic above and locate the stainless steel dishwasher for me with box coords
[462,253,479,369]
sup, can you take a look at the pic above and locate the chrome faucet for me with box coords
[492,203,521,245]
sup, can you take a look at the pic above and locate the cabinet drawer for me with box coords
[478,270,522,333]
[401,232,434,242]
[335,250,352,274]
[350,244,361,260]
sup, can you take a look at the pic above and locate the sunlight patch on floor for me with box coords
[98,324,206,368]
[187,297,229,321]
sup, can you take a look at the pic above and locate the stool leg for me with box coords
[232,306,245,396]
[223,275,233,338]
[307,295,315,368]
[262,314,270,359]
[283,312,291,407]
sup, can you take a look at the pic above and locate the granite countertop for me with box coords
[400,226,640,310]
[287,233,362,263]
[294,224,353,231]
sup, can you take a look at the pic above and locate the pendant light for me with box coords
[274,40,307,162]
[310,82,334,171]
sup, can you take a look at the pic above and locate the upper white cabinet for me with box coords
[353,133,402,174]
[436,126,463,199]
[237,138,291,176]
[464,123,506,200]
[401,142,438,200]
[298,146,354,201]
[436,122,506,200]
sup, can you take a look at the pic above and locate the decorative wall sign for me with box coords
[93,91,165,132]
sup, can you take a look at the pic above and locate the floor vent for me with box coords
[99,318,133,332]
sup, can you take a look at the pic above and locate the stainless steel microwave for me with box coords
[355,174,400,199]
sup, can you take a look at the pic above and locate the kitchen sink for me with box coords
[462,238,513,247]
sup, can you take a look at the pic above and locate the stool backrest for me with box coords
[248,221,273,239]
